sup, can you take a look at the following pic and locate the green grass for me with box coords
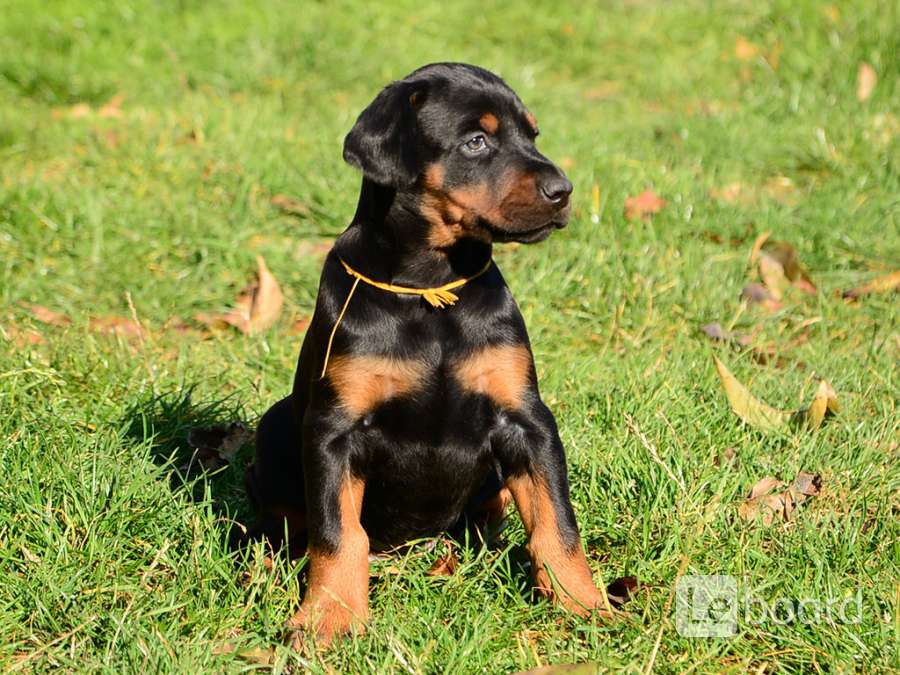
[1,0,898,671]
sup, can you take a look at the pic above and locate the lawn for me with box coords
[1,0,898,672]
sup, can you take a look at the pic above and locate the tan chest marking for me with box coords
[453,344,532,409]
[326,355,427,417]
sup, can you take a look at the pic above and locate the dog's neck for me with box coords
[337,178,493,287]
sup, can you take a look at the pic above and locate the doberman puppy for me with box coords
[244,62,606,645]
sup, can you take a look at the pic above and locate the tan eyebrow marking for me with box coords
[479,113,499,134]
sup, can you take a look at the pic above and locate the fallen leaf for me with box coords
[28,304,72,327]
[2,324,45,346]
[796,380,839,431]
[66,103,92,119]
[515,664,599,675]
[748,476,786,500]
[294,239,333,259]
[759,241,817,295]
[856,63,877,102]
[582,81,621,101]
[98,94,125,118]
[701,322,735,341]
[741,283,783,312]
[710,182,755,205]
[713,357,838,433]
[605,576,637,608]
[764,176,799,204]
[842,270,900,300]
[748,231,771,267]
[715,447,739,468]
[624,190,666,220]
[211,642,275,665]
[758,254,788,299]
[271,194,311,217]
[88,316,143,338]
[288,316,311,335]
[734,36,760,61]
[185,421,253,472]
[792,471,822,497]
[765,42,783,70]
[197,256,283,335]
[738,472,822,525]
[426,550,459,576]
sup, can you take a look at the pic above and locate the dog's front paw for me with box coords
[285,596,367,649]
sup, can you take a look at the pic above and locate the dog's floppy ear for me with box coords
[343,79,429,188]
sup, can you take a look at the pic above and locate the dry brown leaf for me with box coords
[294,239,333,259]
[98,94,125,118]
[426,550,459,576]
[765,42,783,70]
[710,182,755,205]
[3,324,45,346]
[738,472,822,525]
[185,422,253,472]
[748,231,771,267]
[582,81,621,101]
[198,257,283,335]
[271,193,311,217]
[89,316,143,338]
[28,304,72,327]
[211,642,275,665]
[734,36,760,61]
[842,270,900,300]
[741,283,783,312]
[764,176,799,204]
[66,103,92,119]
[760,241,817,295]
[857,63,877,102]
[700,322,735,342]
[624,190,666,220]
[759,254,788,299]
[748,476,786,500]
[288,316,311,335]
[515,664,600,675]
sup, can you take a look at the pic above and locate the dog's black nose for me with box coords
[539,175,573,204]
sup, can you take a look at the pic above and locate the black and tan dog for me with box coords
[244,62,605,644]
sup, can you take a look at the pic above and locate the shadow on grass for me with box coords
[119,388,540,600]
[120,387,256,547]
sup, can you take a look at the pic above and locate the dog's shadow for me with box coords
[121,388,256,546]
[120,388,536,592]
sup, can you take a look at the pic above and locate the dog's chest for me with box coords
[324,343,532,420]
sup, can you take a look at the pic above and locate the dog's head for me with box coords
[344,63,572,246]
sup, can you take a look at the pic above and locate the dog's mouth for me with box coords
[488,218,567,244]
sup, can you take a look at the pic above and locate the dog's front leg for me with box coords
[287,433,369,647]
[495,403,606,617]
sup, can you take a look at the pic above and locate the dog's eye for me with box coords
[463,135,487,153]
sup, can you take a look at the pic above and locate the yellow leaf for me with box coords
[713,357,791,431]
[857,63,877,102]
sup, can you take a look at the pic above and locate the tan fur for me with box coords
[524,111,539,133]
[506,474,604,616]
[326,355,427,417]
[288,477,369,645]
[479,112,499,134]
[453,344,531,409]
